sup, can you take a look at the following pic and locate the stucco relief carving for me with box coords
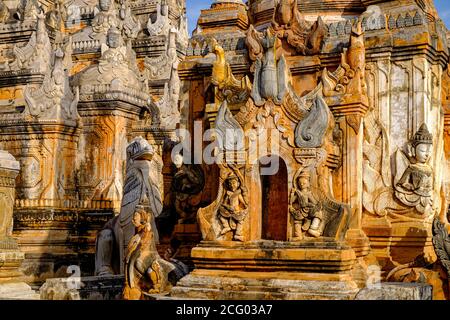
[294,95,331,148]
[171,153,205,224]
[15,0,40,21]
[72,0,141,52]
[289,169,324,239]
[92,0,120,34]
[210,37,251,105]
[363,123,437,219]
[271,0,326,55]
[248,29,288,106]
[197,162,248,242]
[215,100,245,152]
[394,124,434,214]
[322,20,367,105]
[147,2,170,37]
[24,48,79,121]
[76,26,148,96]
[144,28,177,81]
[218,169,249,242]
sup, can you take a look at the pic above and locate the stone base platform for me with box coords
[40,275,124,300]
[170,240,360,300]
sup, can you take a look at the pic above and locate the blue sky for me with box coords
[435,0,450,28]
[186,0,450,35]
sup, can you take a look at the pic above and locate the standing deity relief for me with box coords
[218,169,248,242]
[197,162,249,242]
[289,169,324,239]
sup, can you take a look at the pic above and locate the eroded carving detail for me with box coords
[210,37,251,105]
[271,0,326,55]
[95,137,163,275]
[172,153,205,224]
[9,12,52,73]
[218,169,248,242]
